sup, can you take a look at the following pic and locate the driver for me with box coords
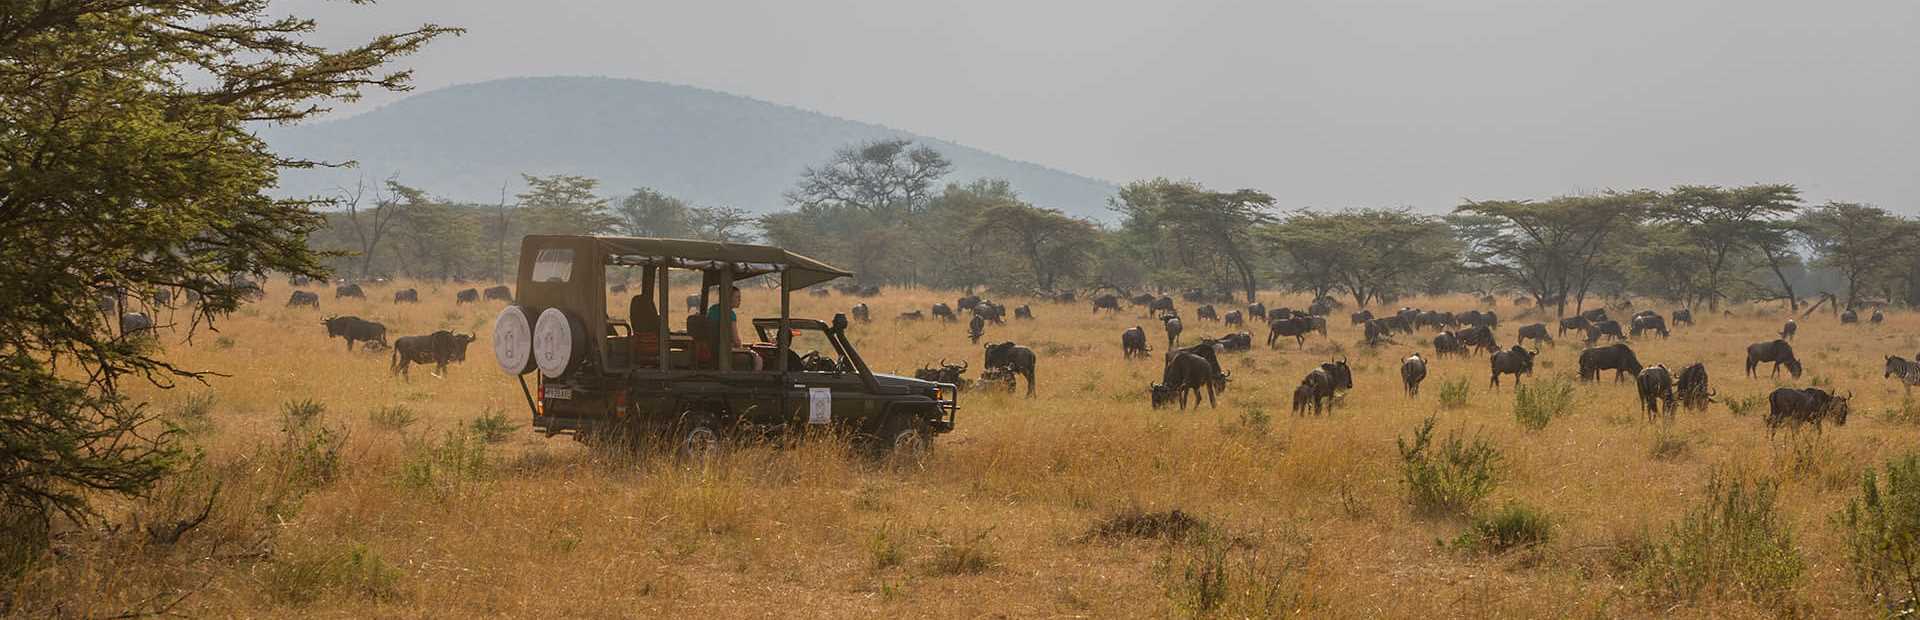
[705,286,764,370]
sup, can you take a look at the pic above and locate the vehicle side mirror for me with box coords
[832,313,849,332]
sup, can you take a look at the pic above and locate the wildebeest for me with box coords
[1744,339,1802,378]
[1163,316,1183,348]
[1513,296,1533,307]
[1516,323,1553,348]
[856,285,882,298]
[287,290,320,308]
[1557,316,1592,337]
[1841,309,1858,324]
[968,314,986,344]
[1488,346,1535,389]
[1661,364,1704,414]
[1636,365,1676,421]
[1884,356,1920,393]
[393,288,419,304]
[957,295,982,312]
[1401,353,1427,396]
[1671,308,1693,327]
[1247,302,1267,322]
[914,360,971,391]
[119,312,153,335]
[1216,332,1254,352]
[1579,343,1643,382]
[1223,310,1244,327]
[484,285,513,302]
[1350,310,1374,326]
[974,301,1006,324]
[1431,330,1464,356]
[1457,325,1498,356]
[1151,351,1225,410]
[806,286,829,297]
[1579,308,1609,323]
[983,341,1038,397]
[1585,320,1626,344]
[391,330,475,379]
[335,283,365,299]
[1309,297,1337,316]
[851,303,870,323]
[1149,296,1176,317]
[1364,319,1396,346]
[1765,387,1851,437]
[898,310,925,321]
[931,303,957,322]
[1385,314,1414,335]
[1122,326,1152,359]
[1779,319,1797,341]
[1014,305,1033,320]
[322,315,387,351]
[1460,310,1499,329]
[1266,314,1315,349]
[1291,359,1353,416]
[1196,304,1218,321]
[289,274,312,287]
[1092,294,1122,314]
[456,288,479,304]
[1130,293,1156,308]
[1871,310,1885,324]
[1629,314,1668,338]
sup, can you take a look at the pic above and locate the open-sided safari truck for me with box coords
[491,235,957,458]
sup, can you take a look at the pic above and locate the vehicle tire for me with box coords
[875,412,931,463]
[672,412,722,462]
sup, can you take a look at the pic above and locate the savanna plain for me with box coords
[14,280,1920,618]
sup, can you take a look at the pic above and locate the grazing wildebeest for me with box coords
[1365,319,1396,346]
[1216,332,1254,352]
[1130,293,1156,308]
[393,288,419,304]
[482,285,512,302]
[898,310,925,321]
[1745,339,1802,378]
[1884,356,1920,393]
[1196,304,1218,321]
[1247,302,1267,322]
[1309,297,1337,316]
[1461,310,1499,329]
[983,341,1038,397]
[1092,294,1122,314]
[1350,310,1374,326]
[1385,315,1414,335]
[1557,316,1591,337]
[957,295,982,312]
[1488,346,1536,389]
[456,288,479,304]
[322,315,387,351]
[1579,343,1643,382]
[931,303,957,322]
[287,290,320,308]
[1671,308,1693,327]
[1841,309,1858,324]
[914,360,971,391]
[1223,310,1244,327]
[335,283,365,299]
[1291,359,1353,416]
[1457,325,1498,355]
[1629,314,1668,338]
[1122,326,1152,359]
[1585,320,1625,344]
[1432,330,1464,357]
[1871,310,1885,324]
[851,303,870,322]
[974,301,1006,324]
[119,312,153,335]
[968,314,986,344]
[1149,296,1176,317]
[391,330,475,379]
[1579,308,1609,323]
[1401,353,1427,396]
[1266,314,1315,349]
[1636,365,1677,421]
[1151,352,1225,410]
[1163,316,1183,348]
[1307,315,1328,337]
[1765,387,1851,437]
[1674,363,1712,411]
[1516,323,1553,348]
[1014,305,1033,320]
[1779,319,1797,341]
[289,274,312,287]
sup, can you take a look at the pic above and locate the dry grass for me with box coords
[12,281,1920,617]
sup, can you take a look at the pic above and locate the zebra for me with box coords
[1885,356,1920,393]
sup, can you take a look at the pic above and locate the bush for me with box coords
[1087,505,1210,542]
[264,542,404,605]
[1236,406,1271,436]
[368,405,418,433]
[1398,417,1502,517]
[278,400,342,489]
[1456,502,1554,553]
[471,408,520,444]
[1632,472,1804,609]
[399,424,489,496]
[281,398,326,430]
[1513,378,1574,431]
[1649,431,1690,461]
[169,391,218,436]
[1835,453,1920,614]
[1727,394,1764,417]
[867,523,905,570]
[1437,379,1472,410]
[923,526,998,576]
[1158,528,1311,617]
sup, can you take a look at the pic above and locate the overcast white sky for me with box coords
[283,0,1919,212]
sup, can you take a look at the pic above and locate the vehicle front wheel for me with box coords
[875,413,931,463]
[673,413,722,462]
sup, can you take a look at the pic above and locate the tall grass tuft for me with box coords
[1157,528,1312,617]
[399,423,489,497]
[1631,471,1804,609]
[264,542,404,605]
[923,526,998,576]
[1437,379,1472,410]
[1398,417,1502,517]
[1834,453,1920,615]
[1455,502,1553,553]
[1513,378,1574,431]
[471,407,520,444]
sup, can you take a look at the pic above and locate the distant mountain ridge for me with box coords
[261,76,1119,220]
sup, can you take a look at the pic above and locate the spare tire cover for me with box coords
[493,305,537,375]
[534,307,587,378]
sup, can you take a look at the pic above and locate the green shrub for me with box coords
[1632,472,1804,609]
[867,523,905,570]
[214,335,236,350]
[368,405,418,433]
[1158,528,1311,617]
[1236,406,1271,436]
[1513,378,1574,431]
[1649,431,1690,461]
[281,398,326,430]
[399,424,489,496]
[277,400,342,489]
[264,542,403,605]
[1437,379,1472,410]
[1398,417,1502,517]
[471,408,520,444]
[169,391,218,436]
[1727,394,1764,417]
[1835,453,1920,614]
[923,526,998,576]
[1456,502,1553,553]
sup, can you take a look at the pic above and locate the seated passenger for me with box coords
[704,286,763,370]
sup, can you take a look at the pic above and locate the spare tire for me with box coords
[534,307,589,378]
[493,305,537,375]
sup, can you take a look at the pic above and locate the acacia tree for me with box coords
[1652,184,1800,310]
[970,202,1099,291]
[1453,192,1653,315]
[1264,209,1457,307]
[517,174,616,236]
[1111,180,1275,301]
[1799,203,1918,308]
[337,177,404,278]
[0,1,454,557]
[614,187,692,238]
[771,139,952,283]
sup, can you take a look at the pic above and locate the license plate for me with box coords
[546,386,572,400]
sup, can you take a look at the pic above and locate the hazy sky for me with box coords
[283,0,1918,212]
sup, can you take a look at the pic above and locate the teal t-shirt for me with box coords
[705,304,737,323]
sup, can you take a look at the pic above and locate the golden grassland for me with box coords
[12,280,1920,618]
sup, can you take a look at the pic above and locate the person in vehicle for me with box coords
[705,286,764,370]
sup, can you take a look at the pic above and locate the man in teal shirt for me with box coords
[705,286,743,349]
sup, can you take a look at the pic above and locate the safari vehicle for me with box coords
[491,235,957,457]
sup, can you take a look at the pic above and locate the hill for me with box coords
[261,77,1119,219]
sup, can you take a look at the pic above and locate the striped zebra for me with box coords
[1885,356,1920,393]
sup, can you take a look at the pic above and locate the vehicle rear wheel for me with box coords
[875,413,931,463]
[673,413,722,462]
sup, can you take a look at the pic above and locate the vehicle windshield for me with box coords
[756,322,848,373]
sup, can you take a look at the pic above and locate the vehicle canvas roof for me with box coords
[519,234,853,292]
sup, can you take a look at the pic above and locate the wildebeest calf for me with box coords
[391,330,476,379]
[1780,319,1797,341]
[1122,326,1152,359]
[1291,359,1353,416]
[1163,316,1183,348]
[1766,387,1851,437]
[1636,364,1676,421]
[932,303,957,322]
[968,314,986,344]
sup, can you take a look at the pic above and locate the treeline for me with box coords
[314,139,1914,313]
